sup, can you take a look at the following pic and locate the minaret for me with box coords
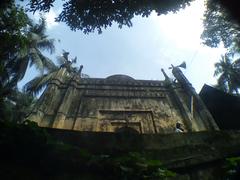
[161,68,198,131]
[27,67,67,126]
[171,64,219,130]
[52,65,84,129]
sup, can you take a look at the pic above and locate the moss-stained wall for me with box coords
[29,72,217,133]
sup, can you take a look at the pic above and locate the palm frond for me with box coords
[216,75,228,91]
[233,58,240,68]
[29,48,44,73]
[214,63,222,76]
[23,71,57,96]
[11,55,29,81]
[35,48,58,71]
[37,38,55,54]
[28,32,41,45]
[31,17,47,37]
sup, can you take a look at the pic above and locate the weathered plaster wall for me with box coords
[29,71,216,133]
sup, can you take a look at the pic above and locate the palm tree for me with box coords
[1,17,56,102]
[0,8,55,121]
[12,17,56,82]
[24,51,89,96]
[214,53,240,94]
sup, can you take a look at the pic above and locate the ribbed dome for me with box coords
[106,74,135,81]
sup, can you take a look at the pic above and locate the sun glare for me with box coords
[151,0,205,49]
[44,9,59,29]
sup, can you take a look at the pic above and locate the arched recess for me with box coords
[115,126,139,134]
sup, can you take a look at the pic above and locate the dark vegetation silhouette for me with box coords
[202,0,240,50]
[201,0,240,95]
[0,1,54,121]
[0,120,176,179]
[28,0,193,33]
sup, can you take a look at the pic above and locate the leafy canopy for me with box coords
[201,0,240,94]
[0,1,55,122]
[201,0,240,50]
[0,2,29,99]
[27,0,193,33]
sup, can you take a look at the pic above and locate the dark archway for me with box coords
[115,126,139,134]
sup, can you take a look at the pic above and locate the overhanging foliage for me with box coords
[28,0,193,33]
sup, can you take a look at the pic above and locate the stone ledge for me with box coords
[45,128,240,169]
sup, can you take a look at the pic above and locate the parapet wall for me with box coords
[46,129,240,179]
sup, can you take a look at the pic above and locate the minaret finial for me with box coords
[161,68,170,81]
[78,65,83,74]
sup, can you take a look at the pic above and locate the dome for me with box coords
[106,74,135,81]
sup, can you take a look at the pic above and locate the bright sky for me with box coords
[19,0,226,93]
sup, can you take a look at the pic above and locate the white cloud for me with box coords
[44,9,59,29]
